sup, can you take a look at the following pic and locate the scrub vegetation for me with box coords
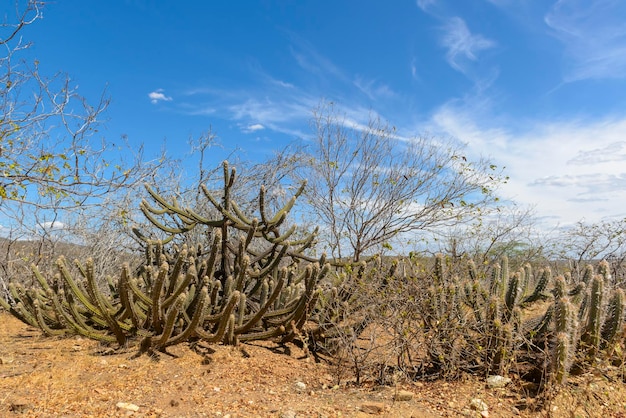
[1,2,625,416]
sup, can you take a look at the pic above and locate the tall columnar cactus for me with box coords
[580,275,604,362]
[3,161,328,353]
[551,276,577,384]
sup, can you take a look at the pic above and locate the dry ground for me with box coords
[1,313,625,418]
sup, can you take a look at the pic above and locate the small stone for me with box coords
[393,390,413,401]
[294,381,307,392]
[170,399,179,407]
[360,402,385,414]
[470,398,488,412]
[9,398,30,413]
[116,402,140,412]
[486,375,512,389]
[481,411,489,418]
[280,410,297,418]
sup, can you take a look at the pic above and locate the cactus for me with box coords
[3,161,328,354]
[580,275,604,362]
[551,293,576,384]
[600,288,625,352]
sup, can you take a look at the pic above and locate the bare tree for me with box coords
[288,102,504,261]
[433,204,547,266]
[549,218,626,283]
[0,1,166,298]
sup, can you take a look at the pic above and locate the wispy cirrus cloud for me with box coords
[289,42,347,82]
[416,0,438,13]
[353,76,396,100]
[177,38,402,140]
[148,89,173,104]
[545,0,626,82]
[440,17,497,77]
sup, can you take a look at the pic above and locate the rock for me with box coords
[280,410,297,418]
[9,398,30,413]
[393,390,414,401]
[360,402,385,414]
[116,402,140,412]
[294,381,307,392]
[470,398,488,413]
[486,375,512,389]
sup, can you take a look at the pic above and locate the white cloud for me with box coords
[425,98,626,227]
[242,123,265,133]
[440,17,496,76]
[40,221,66,230]
[545,0,626,82]
[148,89,173,104]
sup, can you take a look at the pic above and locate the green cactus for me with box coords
[600,288,625,352]
[580,275,604,361]
[3,161,327,354]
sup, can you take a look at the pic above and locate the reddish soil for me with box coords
[1,313,625,417]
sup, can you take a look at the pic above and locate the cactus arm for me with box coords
[522,267,551,305]
[154,293,185,348]
[581,275,604,360]
[162,265,194,308]
[164,287,209,347]
[149,262,169,335]
[230,200,254,227]
[600,288,624,351]
[238,325,286,342]
[195,291,240,343]
[84,258,127,345]
[236,274,285,334]
[127,277,152,306]
[30,264,52,293]
[56,256,99,315]
[48,289,117,343]
[33,300,66,336]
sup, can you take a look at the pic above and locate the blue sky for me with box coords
[16,0,626,228]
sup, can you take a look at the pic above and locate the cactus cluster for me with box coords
[311,254,625,389]
[0,161,329,353]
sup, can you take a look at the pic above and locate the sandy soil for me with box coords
[1,313,625,417]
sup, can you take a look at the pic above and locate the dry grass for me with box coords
[1,312,625,417]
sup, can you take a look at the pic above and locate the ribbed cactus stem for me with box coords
[581,264,594,284]
[598,260,611,283]
[553,332,571,385]
[468,259,478,282]
[600,288,624,351]
[504,272,520,319]
[552,297,575,385]
[552,275,567,300]
[522,267,551,305]
[434,254,445,286]
[582,275,604,359]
